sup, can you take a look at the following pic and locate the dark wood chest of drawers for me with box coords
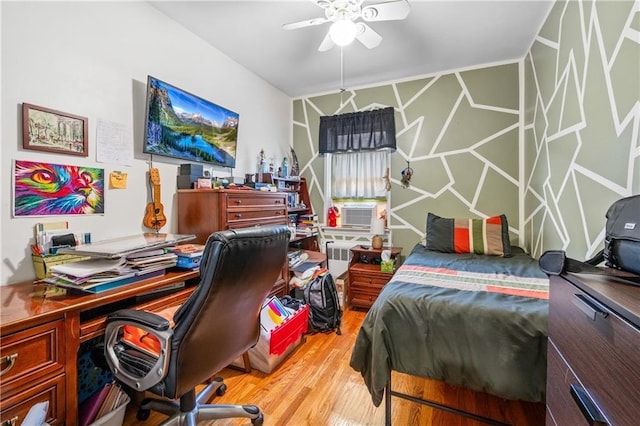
[177,189,289,297]
[546,273,640,425]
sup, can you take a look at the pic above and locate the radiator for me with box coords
[323,240,354,278]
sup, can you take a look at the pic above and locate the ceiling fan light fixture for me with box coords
[329,18,357,46]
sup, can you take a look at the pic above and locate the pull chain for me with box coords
[340,47,345,107]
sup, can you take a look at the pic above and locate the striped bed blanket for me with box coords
[350,244,549,406]
[393,264,549,299]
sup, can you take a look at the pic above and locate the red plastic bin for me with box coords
[269,304,308,355]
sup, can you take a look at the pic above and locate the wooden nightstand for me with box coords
[348,245,402,310]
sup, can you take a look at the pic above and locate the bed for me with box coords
[349,242,549,424]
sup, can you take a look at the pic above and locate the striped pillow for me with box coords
[426,213,511,257]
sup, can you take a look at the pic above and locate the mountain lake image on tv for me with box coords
[143,76,238,168]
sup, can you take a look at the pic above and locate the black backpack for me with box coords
[601,194,640,274]
[539,195,640,282]
[303,272,342,335]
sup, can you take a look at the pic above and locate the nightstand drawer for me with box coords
[349,272,389,289]
[350,290,380,309]
[0,319,64,400]
[549,277,640,425]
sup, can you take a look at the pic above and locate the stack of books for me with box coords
[295,213,318,237]
[168,244,205,270]
[79,382,129,426]
[287,250,306,269]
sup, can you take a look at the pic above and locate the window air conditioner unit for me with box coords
[341,205,376,227]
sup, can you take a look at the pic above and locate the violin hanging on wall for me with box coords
[143,167,167,231]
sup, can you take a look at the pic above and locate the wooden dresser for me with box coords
[547,273,640,425]
[177,189,289,297]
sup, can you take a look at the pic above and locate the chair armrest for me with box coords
[104,310,173,392]
[107,308,171,331]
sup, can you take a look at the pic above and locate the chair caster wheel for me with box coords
[251,413,264,426]
[216,383,227,396]
[137,408,150,421]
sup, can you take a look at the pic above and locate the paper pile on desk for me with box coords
[44,249,177,292]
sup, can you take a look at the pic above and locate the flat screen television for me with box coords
[143,75,238,168]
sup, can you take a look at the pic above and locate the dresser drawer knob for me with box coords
[570,384,608,425]
[235,213,242,218]
[0,353,17,376]
[0,416,18,426]
[234,199,242,204]
[573,294,609,321]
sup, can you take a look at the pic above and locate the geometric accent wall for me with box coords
[293,63,522,253]
[523,0,640,259]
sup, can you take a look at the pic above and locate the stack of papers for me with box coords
[45,256,166,293]
[126,248,177,274]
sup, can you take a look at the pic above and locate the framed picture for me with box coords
[13,159,104,217]
[22,103,88,156]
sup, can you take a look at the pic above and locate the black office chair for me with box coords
[103,225,290,425]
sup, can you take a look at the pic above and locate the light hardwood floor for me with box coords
[123,308,545,425]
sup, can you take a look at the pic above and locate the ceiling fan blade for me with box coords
[282,17,329,30]
[361,0,411,22]
[318,32,335,52]
[356,22,382,49]
[310,0,333,9]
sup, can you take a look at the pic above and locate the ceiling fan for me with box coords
[282,0,411,52]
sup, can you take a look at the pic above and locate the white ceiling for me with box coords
[149,0,554,98]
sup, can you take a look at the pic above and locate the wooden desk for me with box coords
[0,269,199,426]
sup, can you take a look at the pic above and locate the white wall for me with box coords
[1,1,292,284]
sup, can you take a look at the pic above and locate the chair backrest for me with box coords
[163,224,290,398]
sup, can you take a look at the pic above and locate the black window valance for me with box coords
[319,106,396,154]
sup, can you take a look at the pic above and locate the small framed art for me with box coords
[22,103,88,156]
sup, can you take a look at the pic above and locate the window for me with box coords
[331,151,388,199]
[319,107,396,228]
[324,151,389,228]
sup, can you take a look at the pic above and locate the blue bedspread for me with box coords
[349,245,549,406]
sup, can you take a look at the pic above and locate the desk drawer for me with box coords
[0,373,65,426]
[549,276,640,425]
[79,287,194,343]
[0,319,64,399]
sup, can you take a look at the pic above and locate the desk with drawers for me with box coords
[0,269,199,426]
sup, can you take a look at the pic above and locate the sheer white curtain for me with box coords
[331,151,388,199]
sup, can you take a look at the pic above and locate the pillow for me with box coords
[426,212,511,257]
